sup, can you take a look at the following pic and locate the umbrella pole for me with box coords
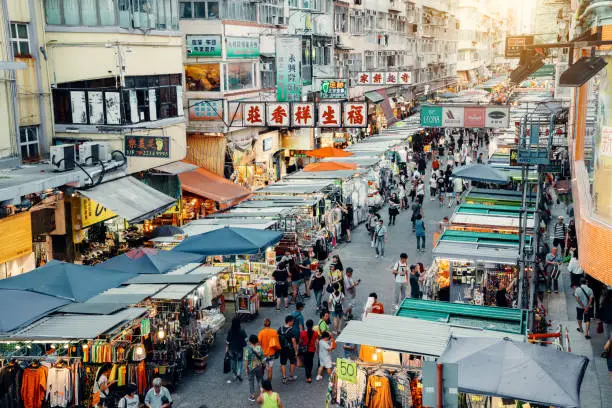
[437,363,444,407]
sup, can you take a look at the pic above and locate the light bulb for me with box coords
[136,346,144,355]
[15,345,21,350]
[51,344,56,349]
[82,343,89,350]
[158,329,165,340]
[64,344,69,349]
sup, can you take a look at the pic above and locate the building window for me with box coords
[10,23,30,57]
[225,62,255,91]
[221,0,255,22]
[19,126,39,161]
[260,57,275,89]
[259,0,284,25]
[180,0,218,19]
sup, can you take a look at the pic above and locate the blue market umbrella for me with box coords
[99,247,204,274]
[151,225,184,238]
[452,164,509,184]
[173,226,283,256]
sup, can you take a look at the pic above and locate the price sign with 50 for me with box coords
[336,358,357,384]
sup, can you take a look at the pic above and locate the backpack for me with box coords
[278,326,293,349]
[332,293,343,314]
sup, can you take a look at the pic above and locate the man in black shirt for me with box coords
[273,262,290,311]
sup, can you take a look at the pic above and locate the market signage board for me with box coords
[505,35,534,58]
[226,36,260,58]
[355,71,412,85]
[80,197,117,227]
[186,35,222,57]
[238,102,368,128]
[320,79,348,99]
[0,212,32,264]
[124,135,170,158]
[420,105,510,128]
[276,37,302,102]
[336,358,357,384]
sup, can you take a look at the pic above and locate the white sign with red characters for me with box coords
[317,102,342,127]
[398,71,412,85]
[356,72,371,85]
[266,102,290,127]
[243,103,265,126]
[343,102,367,127]
[291,103,315,127]
[385,72,398,85]
[355,71,413,85]
[371,72,384,85]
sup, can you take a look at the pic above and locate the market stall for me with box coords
[449,204,536,234]
[98,247,204,274]
[464,187,537,207]
[429,230,527,306]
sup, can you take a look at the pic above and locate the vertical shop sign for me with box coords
[601,127,612,156]
[186,35,222,57]
[356,72,371,85]
[129,90,139,123]
[266,102,290,127]
[317,102,341,127]
[398,71,412,84]
[343,102,367,127]
[291,103,315,127]
[276,37,302,102]
[420,105,443,127]
[148,89,157,121]
[243,102,266,126]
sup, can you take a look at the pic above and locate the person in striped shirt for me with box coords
[552,216,567,253]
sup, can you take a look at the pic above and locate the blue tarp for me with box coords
[99,248,204,274]
[0,289,72,333]
[0,262,135,301]
[173,226,283,256]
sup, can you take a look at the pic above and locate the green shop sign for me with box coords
[320,79,348,99]
[186,35,222,57]
[227,37,260,58]
[420,105,443,127]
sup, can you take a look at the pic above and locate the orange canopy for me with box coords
[306,147,354,158]
[303,161,358,172]
[179,166,251,204]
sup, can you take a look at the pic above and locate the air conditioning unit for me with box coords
[51,144,76,172]
[78,142,111,165]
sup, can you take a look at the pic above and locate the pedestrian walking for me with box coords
[118,384,139,408]
[299,250,313,298]
[144,378,172,408]
[344,267,360,319]
[477,153,484,163]
[318,310,331,335]
[575,278,594,339]
[599,288,612,341]
[277,315,299,383]
[566,219,578,257]
[568,250,583,288]
[340,203,353,243]
[309,267,326,311]
[415,214,426,252]
[316,332,334,381]
[366,211,380,244]
[603,339,612,385]
[273,261,290,311]
[258,318,280,381]
[409,265,421,299]
[552,216,567,253]
[398,183,407,210]
[328,263,343,294]
[328,283,345,335]
[429,175,438,201]
[290,302,305,334]
[392,253,409,309]
[244,335,265,402]
[411,198,422,231]
[226,317,247,383]
[299,319,319,383]
[545,247,562,293]
[388,193,400,225]
[257,380,283,408]
[374,219,388,258]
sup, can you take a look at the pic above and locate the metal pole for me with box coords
[437,363,444,408]
[529,168,544,328]
[517,164,529,309]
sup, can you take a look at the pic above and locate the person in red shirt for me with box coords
[362,292,385,318]
[299,319,319,383]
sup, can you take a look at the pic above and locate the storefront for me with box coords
[429,230,525,306]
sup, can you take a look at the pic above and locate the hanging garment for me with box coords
[336,365,368,408]
[21,365,48,408]
[365,374,394,408]
[46,366,72,408]
[390,371,412,408]
[0,363,23,408]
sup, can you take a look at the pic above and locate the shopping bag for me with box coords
[597,321,604,334]
[223,352,231,374]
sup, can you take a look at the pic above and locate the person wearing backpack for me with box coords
[328,283,345,335]
[117,384,139,408]
[299,319,319,383]
[244,335,265,402]
[277,315,299,384]
[392,253,409,310]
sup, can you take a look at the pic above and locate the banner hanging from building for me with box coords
[355,71,412,85]
[236,101,367,128]
[276,37,302,102]
[420,105,510,129]
[505,35,534,58]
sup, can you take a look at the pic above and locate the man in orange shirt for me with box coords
[370,292,385,314]
[257,318,280,381]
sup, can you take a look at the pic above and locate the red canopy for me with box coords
[306,147,354,158]
[303,161,358,172]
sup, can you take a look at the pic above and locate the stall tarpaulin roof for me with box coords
[99,247,205,274]
[173,226,283,256]
[452,164,509,184]
[0,289,72,333]
[179,166,251,204]
[0,261,136,302]
[303,161,357,172]
[439,337,588,407]
[78,176,176,223]
[305,147,354,158]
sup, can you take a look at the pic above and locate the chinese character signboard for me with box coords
[385,72,398,85]
[292,103,315,127]
[356,72,371,85]
[188,99,224,121]
[125,136,170,158]
[186,35,222,57]
[276,37,302,102]
[356,72,411,85]
[318,102,341,127]
[320,79,348,99]
[420,105,509,129]
[505,35,534,58]
[398,71,412,84]
[243,103,266,126]
[226,36,260,58]
[267,103,290,127]
[371,72,384,85]
[343,102,367,127]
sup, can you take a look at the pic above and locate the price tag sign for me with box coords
[336,358,357,384]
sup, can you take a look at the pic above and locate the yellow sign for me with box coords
[0,212,33,264]
[336,358,357,384]
[80,197,116,228]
